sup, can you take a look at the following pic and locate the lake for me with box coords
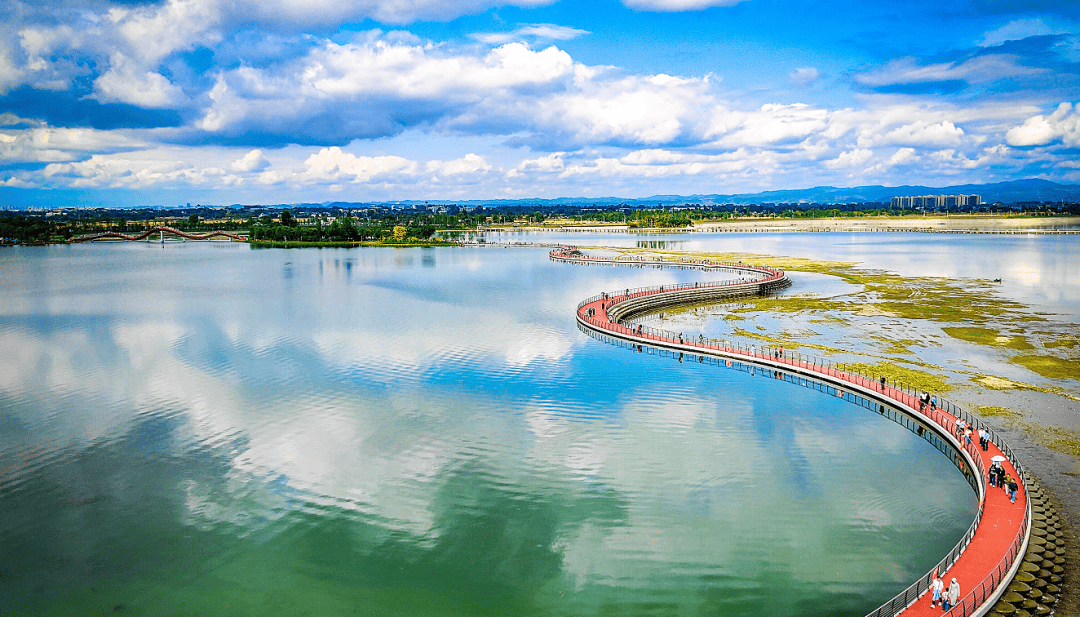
[1,240,982,616]
[481,229,1080,320]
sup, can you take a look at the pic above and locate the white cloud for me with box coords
[227,0,555,27]
[4,10,1077,200]
[115,0,220,64]
[557,148,771,180]
[1006,115,1057,146]
[507,152,566,177]
[924,145,1010,171]
[45,154,213,189]
[1,175,36,188]
[711,103,830,147]
[0,127,146,163]
[197,77,246,132]
[0,45,25,94]
[978,18,1070,47]
[824,148,872,169]
[621,0,747,10]
[856,55,1045,87]
[231,149,270,172]
[1005,103,1079,147]
[0,113,30,127]
[520,73,710,145]
[92,54,185,108]
[426,153,490,176]
[196,39,581,142]
[18,26,84,88]
[303,147,417,182]
[473,24,590,45]
[877,120,964,147]
[295,41,574,99]
[887,147,919,167]
[788,67,819,86]
[12,0,219,99]
[1058,36,1080,63]
[192,33,737,149]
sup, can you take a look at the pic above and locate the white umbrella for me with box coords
[991,455,1006,463]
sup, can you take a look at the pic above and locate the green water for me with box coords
[0,242,976,616]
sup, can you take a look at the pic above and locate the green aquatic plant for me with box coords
[835,361,954,393]
[1011,356,1080,380]
[1043,337,1080,350]
[942,327,1034,350]
[976,405,1021,419]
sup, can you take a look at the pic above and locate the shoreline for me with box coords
[479,215,1080,234]
[5,216,1078,246]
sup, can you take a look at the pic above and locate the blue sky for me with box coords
[1,0,1078,206]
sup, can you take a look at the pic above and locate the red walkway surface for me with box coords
[565,252,1030,617]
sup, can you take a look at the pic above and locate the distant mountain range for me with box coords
[269,179,1080,209]
[671,178,1080,206]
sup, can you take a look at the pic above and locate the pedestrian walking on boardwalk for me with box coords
[946,578,959,612]
[931,573,943,608]
[1008,477,1018,503]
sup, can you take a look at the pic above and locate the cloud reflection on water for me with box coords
[0,243,979,616]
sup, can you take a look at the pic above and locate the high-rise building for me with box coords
[891,194,981,209]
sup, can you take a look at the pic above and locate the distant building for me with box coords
[891,194,981,209]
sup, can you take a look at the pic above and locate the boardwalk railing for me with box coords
[559,246,1031,617]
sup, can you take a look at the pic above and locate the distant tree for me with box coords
[188,213,200,227]
[392,225,408,241]
[280,210,294,226]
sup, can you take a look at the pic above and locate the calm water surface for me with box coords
[1,242,977,616]
[487,230,1080,320]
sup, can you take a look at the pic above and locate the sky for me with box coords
[1,0,1079,207]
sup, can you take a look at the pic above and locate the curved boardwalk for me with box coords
[70,226,247,242]
[552,247,1031,617]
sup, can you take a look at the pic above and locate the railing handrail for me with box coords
[561,247,1031,617]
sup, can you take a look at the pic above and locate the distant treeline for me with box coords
[3,200,1080,245]
[249,211,439,242]
[0,216,56,244]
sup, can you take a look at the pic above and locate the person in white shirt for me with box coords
[945,577,960,612]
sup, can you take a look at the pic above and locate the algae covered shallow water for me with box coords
[1,242,977,616]
[483,229,1080,320]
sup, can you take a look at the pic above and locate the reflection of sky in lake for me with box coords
[0,243,977,616]
[487,230,1080,320]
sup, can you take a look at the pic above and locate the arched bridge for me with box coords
[70,226,248,243]
[552,246,1032,617]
